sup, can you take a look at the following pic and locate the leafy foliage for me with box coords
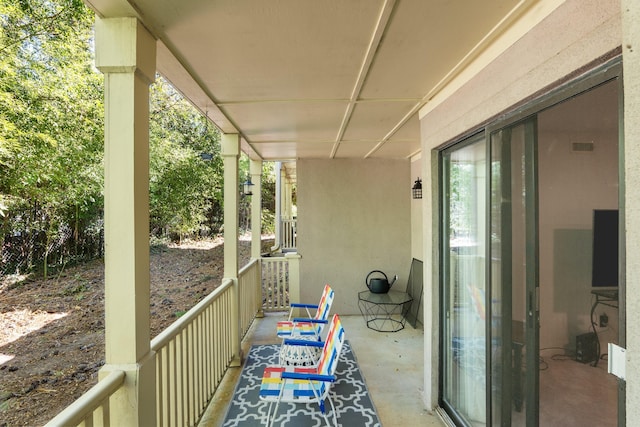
[149,78,224,241]
[0,1,273,279]
[0,0,104,277]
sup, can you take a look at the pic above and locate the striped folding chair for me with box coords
[276,284,334,365]
[260,314,345,427]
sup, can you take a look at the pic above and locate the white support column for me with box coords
[222,133,242,366]
[286,252,301,314]
[273,162,282,251]
[283,169,291,219]
[250,159,264,318]
[250,159,263,260]
[95,17,156,425]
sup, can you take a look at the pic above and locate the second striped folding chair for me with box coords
[276,284,334,366]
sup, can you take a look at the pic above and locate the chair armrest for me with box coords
[290,303,319,309]
[281,372,336,382]
[283,339,325,347]
[292,318,328,324]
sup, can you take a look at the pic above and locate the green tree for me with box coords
[0,0,103,277]
[149,78,223,242]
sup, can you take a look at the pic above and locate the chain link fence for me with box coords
[1,214,104,282]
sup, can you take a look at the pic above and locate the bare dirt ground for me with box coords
[0,236,273,427]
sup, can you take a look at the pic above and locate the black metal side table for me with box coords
[358,290,413,332]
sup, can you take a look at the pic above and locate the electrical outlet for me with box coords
[600,313,609,327]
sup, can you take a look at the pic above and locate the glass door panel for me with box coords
[490,119,539,427]
[441,134,487,426]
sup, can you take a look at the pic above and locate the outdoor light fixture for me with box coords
[241,175,254,197]
[412,177,422,199]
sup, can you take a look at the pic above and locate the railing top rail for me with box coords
[239,258,259,276]
[151,278,234,351]
[44,370,125,427]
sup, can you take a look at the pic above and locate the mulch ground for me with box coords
[0,236,273,427]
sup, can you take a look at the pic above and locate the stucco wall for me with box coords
[420,0,621,148]
[410,155,424,325]
[297,158,411,315]
[622,0,640,420]
[410,156,423,261]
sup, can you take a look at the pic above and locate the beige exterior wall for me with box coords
[297,158,411,315]
[410,155,425,327]
[419,0,623,413]
[419,0,621,148]
[622,0,640,420]
[410,155,423,261]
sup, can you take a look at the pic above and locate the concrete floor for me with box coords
[198,312,445,426]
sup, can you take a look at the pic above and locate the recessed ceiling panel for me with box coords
[221,101,347,143]
[252,141,334,160]
[371,139,421,159]
[343,101,418,141]
[389,115,420,142]
[332,141,379,158]
[361,0,522,99]
[158,0,385,101]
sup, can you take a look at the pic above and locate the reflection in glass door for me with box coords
[489,119,539,426]
[441,134,487,426]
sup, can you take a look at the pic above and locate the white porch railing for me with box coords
[44,369,126,426]
[44,255,296,426]
[280,218,297,251]
[45,259,263,427]
[152,259,262,427]
[239,258,262,334]
[261,256,290,312]
[151,278,235,427]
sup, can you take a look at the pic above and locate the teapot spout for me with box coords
[390,274,398,286]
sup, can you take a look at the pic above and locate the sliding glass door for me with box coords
[489,118,539,426]
[439,61,623,427]
[441,119,539,427]
[441,134,487,426]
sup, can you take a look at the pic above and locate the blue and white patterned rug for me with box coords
[222,341,381,426]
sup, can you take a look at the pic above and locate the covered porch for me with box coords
[46,249,436,426]
[42,0,640,426]
[198,313,437,427]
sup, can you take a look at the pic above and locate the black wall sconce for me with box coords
[241,175,254,197]
[412,177,422,199]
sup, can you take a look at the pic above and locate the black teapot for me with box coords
[365,270,398,294]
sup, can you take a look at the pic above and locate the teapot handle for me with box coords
[365,270,388,287]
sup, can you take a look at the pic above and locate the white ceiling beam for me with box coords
[330,0,397,158]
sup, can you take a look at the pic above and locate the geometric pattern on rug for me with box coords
[222,341,382,426]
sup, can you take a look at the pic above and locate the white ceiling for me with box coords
[86,0,528,162]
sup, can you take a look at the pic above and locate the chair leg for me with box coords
[264,401,274,427]
[307,381,337,427]
[327,394,337,427]
[267,380,287,427]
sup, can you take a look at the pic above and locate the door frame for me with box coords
[437,56,625,426]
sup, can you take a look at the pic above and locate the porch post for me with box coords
[282,168,291,220]
[95,17,156,425]
[273,162,282,250]
[250,159,263,259]
[222,133,242,367]
[250,159,264,318]
[623,0,640,421]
